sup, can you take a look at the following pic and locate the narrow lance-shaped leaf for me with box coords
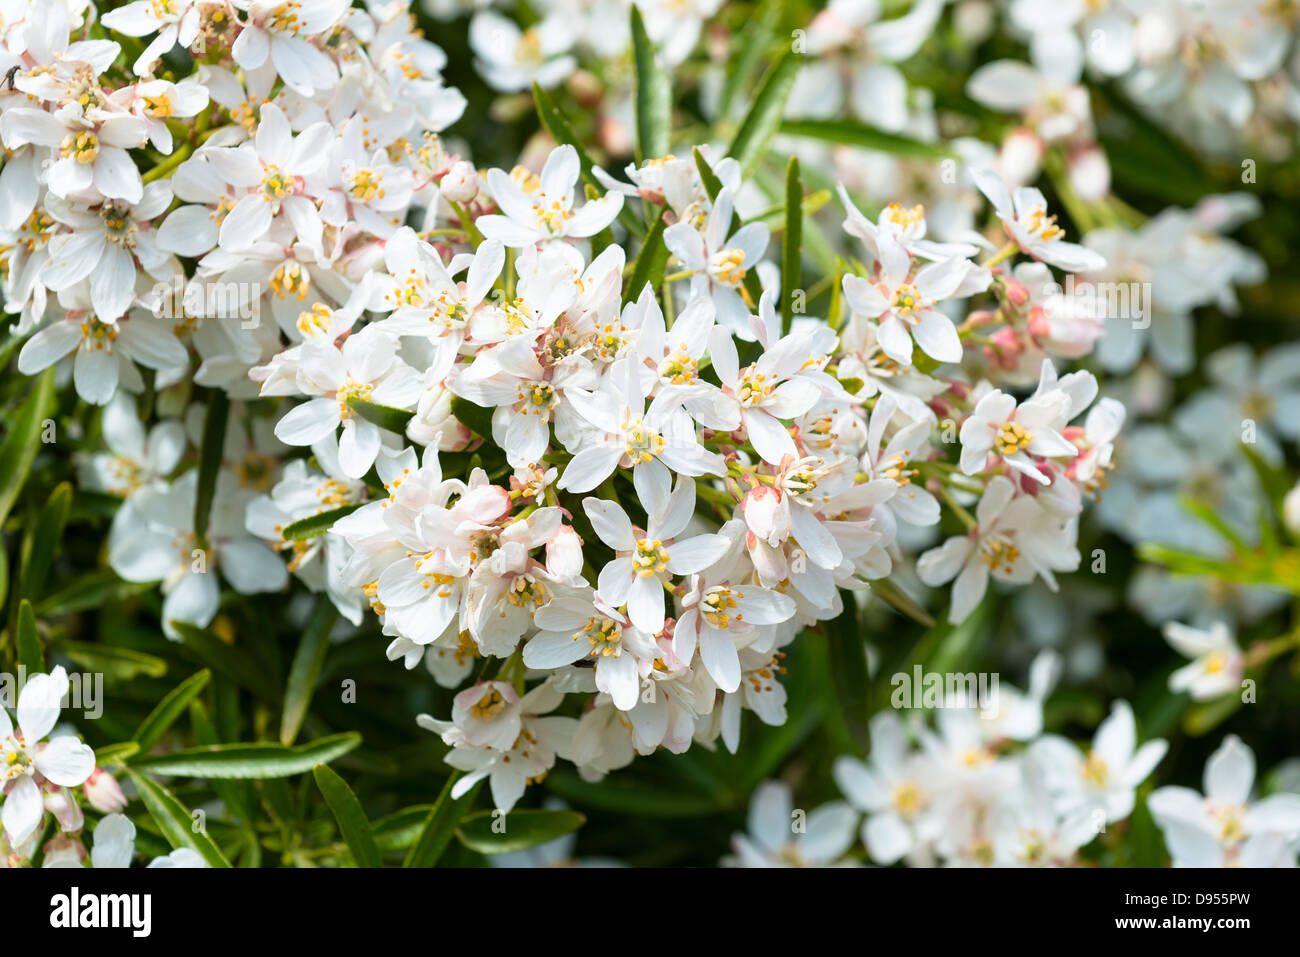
[631,5,671,163]
[623,211,670,307]
[281,503,364,542]
[281,599,340,745]
[132,668,212,753]
[456,808,586,855]
[126,769,231,867]
[727,51,800,177]
[16,599,44,673]
[780,118,955,159]
[129,731,362,778]
[404,772,481,867]
[314,764,382,867]
[194,388,229,546]
[781,156,802,334]
[0,366,55,528]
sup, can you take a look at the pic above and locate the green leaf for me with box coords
[126,770,231,867]
[172,620,284,701]
[727,51,800,177]
[36,570,152,617]
[532,82,644,239]
[93,741,141,766]
[456,808,585,855]
[347,397,414,435]
[781,156,802,334]
[630,6,671,163]
[16,599,44,673]
[129,732,361,778]
[780,118,954,159]
[404,772,481,867]
[49,638,168,681]
[132,669,211,753]
[280,600,339,745]
[373,805,435,852]
[824,592,869,753]
[193,388,229,546]
[623,211,670,306]
[450,395,494,441]
[314,764,381,867]
[19,481,71,604]
[281,504,364,542]
[0,366,55,529]
[716,0,779,121]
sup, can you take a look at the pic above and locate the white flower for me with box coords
[918,475,1080,623]
[0,106,148,204]
[1149,735,1300,868]
[673,569,796,694]
[558,356,725,493]
[108,470,288,639]
[18,307,188,406]
[1162,621,1244,701]
[523,590,658,711]
[1,667,96,846]
[583,472,731,636]
[101,0,206,76]
[833,712,938,865]
[1030,700,1167,823]
[708,313,825,464]
[205,102,334,252]
[271,326,422,479]
[725,781,858,868]
[841,226,974,366]
[959,382,1081,485]
[971,168,1106,272]
[231,0,350,97]
[79,392,186,499]
[468,10,576,93]
[664,187,769,338]
[478,146,623,247]
[40,183,179,322]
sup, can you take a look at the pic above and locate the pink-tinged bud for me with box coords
[990,327,1023,355]
[1003,278,1030,308]
[741,485,789,546]
[83,768,128,814]
[41,835,86,867]
[546,525,585,582]
[567,69,603,108]
[1028,305,1050,338]
[43,784,84,832]
[440,161,478,204]
[598,115,635,158]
